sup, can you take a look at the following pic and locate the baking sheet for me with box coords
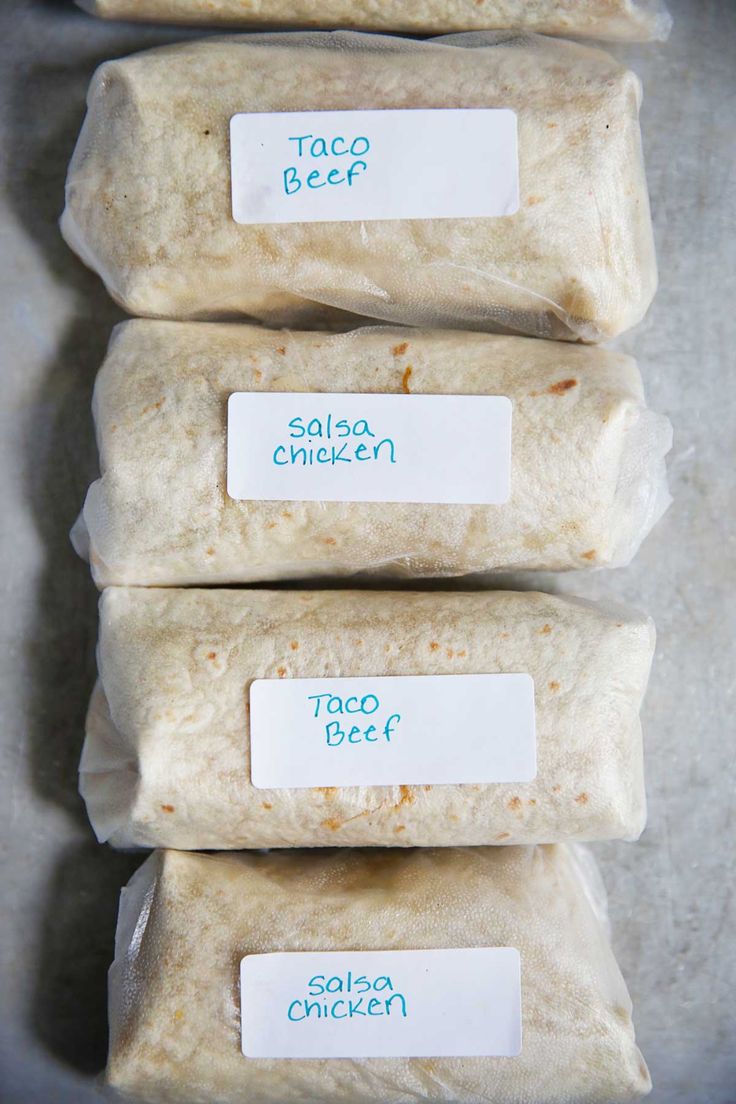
[0,1,734,1100]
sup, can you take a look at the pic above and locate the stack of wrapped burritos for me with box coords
[62,6,673,1101]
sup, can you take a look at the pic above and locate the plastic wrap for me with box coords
[72,321,672,586]
[77,0,672,42]
[107,845,651,1103]
[61,32,658,341]
[80,587,654,849]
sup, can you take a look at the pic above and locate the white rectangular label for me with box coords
[227,393,511,505]
[240,948,522,1059]
[230,109,519,225]
[249,674,536,789]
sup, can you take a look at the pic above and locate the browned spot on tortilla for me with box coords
[507,796,522,812]
[495,831,511,841]
[547,122,558,128]
[539,624,552,634]
[207,651,217,660]
[141,400,163,415]
[275,345,286,355]
[324,537,337,545]
[277,666,287,678]
[548,680,560,691]
[253,369,263,382]
[423,785,432,791]
[526,195,543,206]
[446,647,454,659]
[316,787,337,799]
[398,785,415,806]
[575,792,589,805]
[449,813,459,822]
[394,825,406,834]
[581,549,597,561]
[290,641,299,651]
[205,547,215,556]
[261,801,272,810]
[266,521,277,529]
[429,641,440,651]
[161,804,175,813]
[392,341,408,356]
[281,510,292,519]
[457,650,467,658]
[528,798,537,806]
[322,817,342,831]
[401,365,413,394]
[548,378,578,395]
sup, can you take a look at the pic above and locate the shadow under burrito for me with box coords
[7,58,128,826]
[30,841,141,1074]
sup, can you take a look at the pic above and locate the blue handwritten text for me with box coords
[283,133,371,196]
[272,414,396,468]
[287,972,407,1021]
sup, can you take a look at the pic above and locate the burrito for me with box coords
[73,321,671,587]
[81,587,654,849]
[77,0,672,42]
[61,32,657,341]
[107,845,651,1103]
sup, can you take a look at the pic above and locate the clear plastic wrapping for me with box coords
[72,321,672,586]
[77,0,672,42]
[107,845,651,1103]
[61,32,658,341]
[80,587,654,849]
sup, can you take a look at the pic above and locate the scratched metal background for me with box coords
[0,1,734,1100]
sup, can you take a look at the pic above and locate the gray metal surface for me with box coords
[0,2,734,1101]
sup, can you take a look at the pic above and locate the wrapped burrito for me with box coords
[76,0,672,42]
[61,32,658,341]
[107,846,651,1103]
[81,587,654,849]
[73,321,671,587]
